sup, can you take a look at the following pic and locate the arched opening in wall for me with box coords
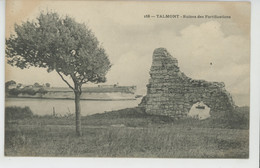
[188,101,211,120]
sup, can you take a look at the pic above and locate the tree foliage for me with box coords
[34,82,41,87]
[5,80,16,88]
[5,80,16,93]
[17,83,23,88]
[45,83,50,87]
[6,12,111,92]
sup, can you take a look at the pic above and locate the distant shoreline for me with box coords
[5,85,140,101]
[5,96,139,101]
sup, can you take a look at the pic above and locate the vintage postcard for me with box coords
[5,0,250,159]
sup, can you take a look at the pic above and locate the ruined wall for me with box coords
[140,48,235,118]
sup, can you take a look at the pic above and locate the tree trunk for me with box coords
[75,91,82,136]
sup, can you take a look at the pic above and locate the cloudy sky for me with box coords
[5,1,250,106]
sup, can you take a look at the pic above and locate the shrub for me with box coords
[5,106,34,121]
[204,108,249,129]
[7,87,48,96]
[8,88,20,96]
[37,88,48,94]
[21,87,37,95]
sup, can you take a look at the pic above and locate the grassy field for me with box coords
[5,106,249,158]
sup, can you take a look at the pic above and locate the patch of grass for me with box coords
[5,106,33,121]
[7,106,249,130]
[81,106,249,130]
[5,124,249,158]
[4,106,249,158]
[82,107,175,127]
[7,87,48,96]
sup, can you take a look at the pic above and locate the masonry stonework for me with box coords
[139,48,235,118]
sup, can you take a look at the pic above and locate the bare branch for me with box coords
[56,70,75,91]
[80,77,88,84]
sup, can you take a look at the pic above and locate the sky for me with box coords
[5,0,250,106]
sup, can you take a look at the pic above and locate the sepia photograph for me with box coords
[4,0,251,159]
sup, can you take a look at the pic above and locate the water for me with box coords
[5,98,142,116]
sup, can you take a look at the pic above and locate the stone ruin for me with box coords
[139,48,235,119]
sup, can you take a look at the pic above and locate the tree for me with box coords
[34,82,41,87]
[45,83,50,88]
[17,83,23,88]
[5,80,16,90]
[6,12,111,136]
